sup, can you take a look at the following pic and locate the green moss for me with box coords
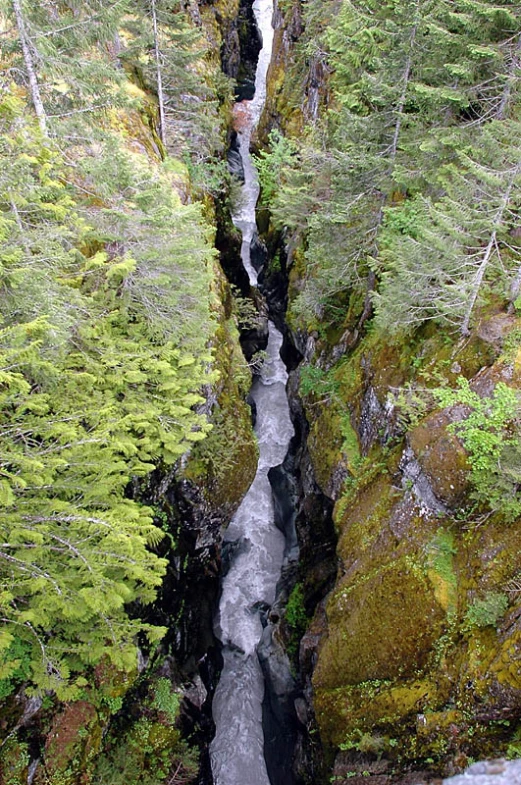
[340,417,361,470]
[426,529,458,614]
[321,562,443,685]
[0,738,29,785]
[334,474,398,560]
[465,592,509,630]
[183,316,257,509]
[308,407,345,495]
[314,676,449,750]
[92,717,197,785]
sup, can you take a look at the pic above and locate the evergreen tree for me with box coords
[375,119,521,334]
[0,57,219,696]
[2,0,131,134]
[124,0,231,163]
[259,0,521,333]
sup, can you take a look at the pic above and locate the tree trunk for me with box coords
[496,33,521,121]
[460,230,498,336]
[390,22,417,160]
[12,0,47,136]
[390,52,413,160]
[151,0,166,148]
[461,164,520,335]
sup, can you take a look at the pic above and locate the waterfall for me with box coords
[210,3,295,783]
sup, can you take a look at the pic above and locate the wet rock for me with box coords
[221,536,252,577]
[235,0,262,99]
[251,230,268,272]
[258,623,298,785]
[183,674,208,712]
[400,445,448,515]
[227,131,245,181]
[407,408,470,508]
[359,385,387,454]
[28,758,39,784]
[268,462,298,559]
[443,759,521,784]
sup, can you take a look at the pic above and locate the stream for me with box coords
[209,2,295,783]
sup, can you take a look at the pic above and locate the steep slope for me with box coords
[0,1,259,783]
[257,1,521,782]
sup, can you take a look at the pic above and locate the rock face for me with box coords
[251,4,521,783]
[444,760,521,784]
[279,318,520,785]
[291,317,521,780]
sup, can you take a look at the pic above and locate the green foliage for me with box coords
[391,383,431,432]
[506,726,521,759]
[232,286,263,331]
[435,377,521,520]
[255,130,299,205]
[122,0,233,189]
[92,716,198,785]
[260,0,521,334]
[0,636,31,699]
[3,0,134,139]
[285,583,309,661]
[151,677,180,724]
[465,591,509,630]
[102,695,124,715]
[286,583,308,631]
[0,737,29,785]
[375,121,521,334]
[299,365,338,400]
[0,18,221,695]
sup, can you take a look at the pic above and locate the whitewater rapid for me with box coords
[210,4,295,784]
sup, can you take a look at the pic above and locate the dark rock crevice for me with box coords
[211,2,339,781]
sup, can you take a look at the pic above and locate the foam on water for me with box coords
[210,5,294,782]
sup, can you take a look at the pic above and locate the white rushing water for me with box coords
[232,0,274,287]
[210,3,295,784]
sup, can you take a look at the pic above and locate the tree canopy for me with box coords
[0,0,229,698]
[258,0,521,337]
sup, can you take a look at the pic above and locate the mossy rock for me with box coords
[313,555,445,695]
[313,474,462,755]
[332,356,364,414]
[183,314,257,510]
[334,475,399,566]
[37,700,101,785]
[408,409,470,508]
[488,619,521,692]
[314,676,451,749]
[307,405,347,499]
[0,737,29,785]
[461,519,521,594]
[258,1,305,143]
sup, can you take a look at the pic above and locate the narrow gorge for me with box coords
[211,6,304,781]
[0,1,520,785]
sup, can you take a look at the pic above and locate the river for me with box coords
[209,3,295,783]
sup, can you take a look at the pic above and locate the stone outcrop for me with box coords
[443,759,521,785]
